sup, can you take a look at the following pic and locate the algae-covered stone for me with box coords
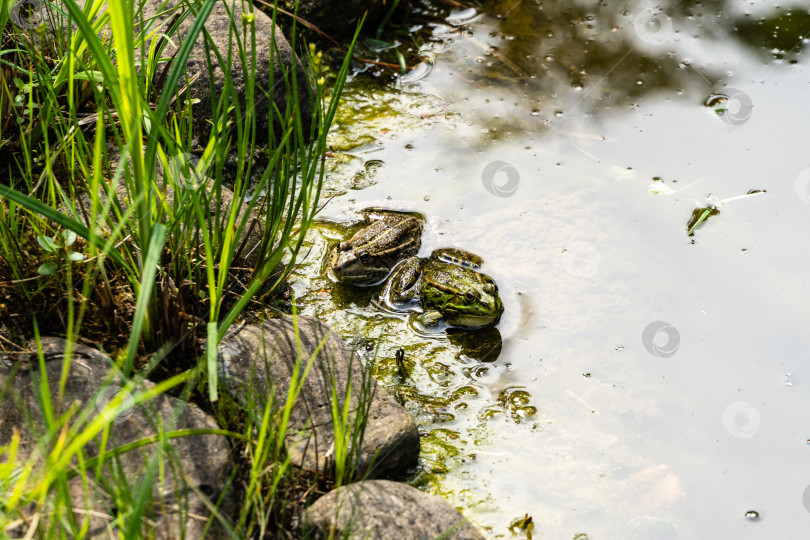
[0,338,233,538]
[218,316,419,477]
[301,479,486,539]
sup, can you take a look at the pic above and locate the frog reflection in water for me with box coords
[383,248,504,328]
[328,209,424,284]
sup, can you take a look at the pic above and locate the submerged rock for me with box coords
[218,316,419,478]
[301,479,485,539]
[0,338,233,538]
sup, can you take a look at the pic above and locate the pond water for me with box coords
[290,1,810,538]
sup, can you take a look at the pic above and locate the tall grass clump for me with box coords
[0,0,366,535]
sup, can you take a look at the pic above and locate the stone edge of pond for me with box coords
[0,337,233,538]
[216,316,487,539]
[0,320,485,538]
[216,315,420,479]
[301,479,486,540]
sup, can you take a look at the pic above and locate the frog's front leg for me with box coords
[417,310,444,327]
[387,257,422,303]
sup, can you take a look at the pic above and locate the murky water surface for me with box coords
[292,1,810,537]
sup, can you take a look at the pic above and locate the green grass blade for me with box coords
[0,183,127,267]
[122,223,166,375]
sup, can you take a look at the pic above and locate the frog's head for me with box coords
[328,242,392,283]
[436,271,504,328]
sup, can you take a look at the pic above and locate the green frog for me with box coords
[328,209,424,283]
[383,249,503,328]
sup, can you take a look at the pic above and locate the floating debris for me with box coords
[686,206,719,236]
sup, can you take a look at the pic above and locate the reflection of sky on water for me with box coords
[305,0,810,537]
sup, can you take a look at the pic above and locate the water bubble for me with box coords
[544,55,554,62]
[423,195,431,201]
[530,109,541,116]
[745,510,759,520]
[554,111,564,118]
[572,82,584,92]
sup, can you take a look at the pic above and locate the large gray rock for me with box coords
[0,339,233,538]
[301,480,486,539]
[140,0,312,148]
[279,0,388,38]
[218,316,419,478]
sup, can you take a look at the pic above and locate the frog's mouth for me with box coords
[442,305,502,328]
[328,247,390,283]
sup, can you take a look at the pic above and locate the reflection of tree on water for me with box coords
[411,0,810,129]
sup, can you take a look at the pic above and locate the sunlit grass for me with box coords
[0,0,367,535]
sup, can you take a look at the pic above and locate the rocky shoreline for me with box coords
[0,316,485,538]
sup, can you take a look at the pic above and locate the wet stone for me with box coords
[0,338,233,538]
[301,479,485,540]
[217,316,420,478]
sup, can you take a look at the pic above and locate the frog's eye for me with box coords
[464,291,478,303]
[359,251,370,263]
